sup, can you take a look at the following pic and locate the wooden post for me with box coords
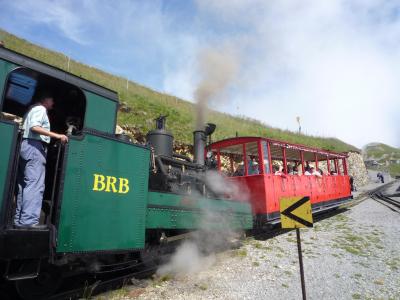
[296,228,307,300]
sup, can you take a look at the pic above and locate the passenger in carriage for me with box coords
[291,165,299,175]
[305,161,311,172]
[296,162,302,174]
[305,167,322,177]
[274,165,286,178]
[287,164,299,175]
[330,170,337,176]
[233,163,244,176]
[248,156,260,175]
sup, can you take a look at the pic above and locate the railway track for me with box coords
[3,252,171,300]
[369,181,400,213]
[46,265,158,300]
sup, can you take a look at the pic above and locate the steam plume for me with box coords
[194,46,239,130]
[156,171,248,277]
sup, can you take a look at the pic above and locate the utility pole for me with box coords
[66,55,70,72]
[296,116,301,134]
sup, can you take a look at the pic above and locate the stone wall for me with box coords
[347,151,369,189]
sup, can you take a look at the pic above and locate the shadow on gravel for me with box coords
[313,207,349,222]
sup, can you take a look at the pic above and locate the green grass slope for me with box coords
[0,29,358,152]
[363,143,400,176]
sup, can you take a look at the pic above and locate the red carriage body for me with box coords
[207,137,352,224]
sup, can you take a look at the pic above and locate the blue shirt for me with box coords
[22,105,51,143]
[248,160,260,175]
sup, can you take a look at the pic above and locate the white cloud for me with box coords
[2,0,399,148]
[163,0,400,148]
[7,0,89,44]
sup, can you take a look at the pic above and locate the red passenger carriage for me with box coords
[208,137,352,226]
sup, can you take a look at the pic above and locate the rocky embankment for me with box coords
[347,151,369,189]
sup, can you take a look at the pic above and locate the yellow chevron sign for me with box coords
[280,196,313,228]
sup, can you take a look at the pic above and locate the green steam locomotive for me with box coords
[0,47,252,299]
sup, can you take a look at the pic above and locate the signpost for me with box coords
[280,196,313,300]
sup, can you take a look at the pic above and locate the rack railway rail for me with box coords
[369,181,400,213]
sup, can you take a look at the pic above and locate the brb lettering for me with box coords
[92,174,130,194]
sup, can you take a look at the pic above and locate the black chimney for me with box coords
[193,130,206,165]
[146,116,174,157]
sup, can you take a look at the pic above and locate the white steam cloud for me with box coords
[156,171,247,277]
[205,170,250,202]
[156,241,215,276]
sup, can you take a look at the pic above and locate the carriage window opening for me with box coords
[331,159,338,175]
[261,141,270,174]
[285,147,301,175]
[215,144,244,177]
[244,142,261,176]
[269,143,284,174]
[318,160,328,175]
[1,68,86,136]
[337,159,344,175]
[218,152,233,175]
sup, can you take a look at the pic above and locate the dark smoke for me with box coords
[194,47,239,130]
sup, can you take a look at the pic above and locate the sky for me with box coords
[0,0,399,148]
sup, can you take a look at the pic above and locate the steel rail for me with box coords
[369,181,400,213]
[47,266,158,300]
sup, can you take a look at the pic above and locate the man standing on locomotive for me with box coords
[14,92,68,228]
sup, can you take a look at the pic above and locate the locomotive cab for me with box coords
[0,64,89,282]
[1,67,86,229]
[0,47,139,287]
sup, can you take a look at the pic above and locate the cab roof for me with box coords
[0,46,118,102]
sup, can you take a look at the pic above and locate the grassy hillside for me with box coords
[0,29,358,152]
[363,143,400,176]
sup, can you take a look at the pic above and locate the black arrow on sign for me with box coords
[281,196,313,227]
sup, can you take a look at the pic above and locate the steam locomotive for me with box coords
[0,47,252,299]
[0,46,353,299]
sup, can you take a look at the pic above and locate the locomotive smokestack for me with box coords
[193,130,206,166]
[146,116,174,157]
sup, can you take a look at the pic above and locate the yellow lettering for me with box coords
[105,176,118,193]
[93,173,130,194]
[93,174,106,191]
[119,178,130,194]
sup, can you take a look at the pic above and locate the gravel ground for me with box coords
[96,181,400,300]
